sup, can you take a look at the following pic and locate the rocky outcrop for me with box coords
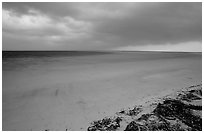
[87,117,122,131]
[87,84,202,131]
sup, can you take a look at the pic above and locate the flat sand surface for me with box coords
[2,52,202,131]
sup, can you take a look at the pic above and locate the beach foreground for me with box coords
[2,52,202,131]
[88,84,202,131]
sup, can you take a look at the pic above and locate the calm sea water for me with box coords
[2,51,201,71]
[2,51,110,58]
[2,51,112,71]
[3,51,200,58]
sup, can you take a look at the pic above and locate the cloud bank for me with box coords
[2,2,202,51]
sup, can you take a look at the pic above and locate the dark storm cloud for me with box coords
[2,2,79,18]
[93,3,201,46]
[2,2,202,51]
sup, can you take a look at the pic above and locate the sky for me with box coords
[2,2,202,51]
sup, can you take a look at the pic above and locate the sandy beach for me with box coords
[2,52,202,131]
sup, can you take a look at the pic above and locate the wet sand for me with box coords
[2,52,202,130]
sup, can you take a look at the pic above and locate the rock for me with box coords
[124,121,140,131]
[153,99,202,130]
[88,84,202,131]
[87,116,122,131]
[127,106,143,116]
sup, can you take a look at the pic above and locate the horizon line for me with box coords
[2,50,201,53]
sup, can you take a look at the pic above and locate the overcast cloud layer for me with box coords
[2,2,202,51]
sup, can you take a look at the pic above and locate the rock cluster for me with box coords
[87,117,122,131]
[125,99,202,131]
[87,84,202,131]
